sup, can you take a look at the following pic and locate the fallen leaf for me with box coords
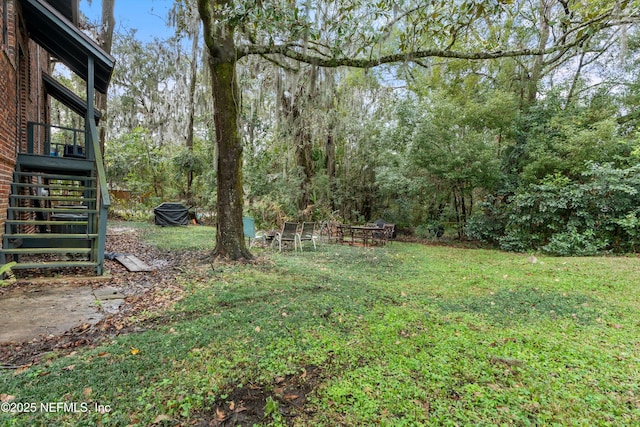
[284,394,299,401]
[216,408,226,421]
[83,387,92,398]
[63,364,76,371]
[229,401,235,411]
[98,352,110,357]
[153,414,171,423]
[130,348,140,355]
[0,394,15,402]
[13,365,30,375]
[254,326,261,333]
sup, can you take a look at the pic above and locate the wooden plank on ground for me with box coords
[115,254,153,272]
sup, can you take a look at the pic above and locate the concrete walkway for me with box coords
[0,283,124,343]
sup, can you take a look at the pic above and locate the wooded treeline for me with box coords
[66,0,640,255]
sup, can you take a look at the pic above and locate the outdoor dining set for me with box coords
[243,218,395,252]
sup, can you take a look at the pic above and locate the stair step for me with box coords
[12,182,96,191]
[17,154,94,174]
[6,219,89,226]
[7,233,98,239]
[9,261,98,270]
[0,247,92,255]
[14,172,95,181]
[10,195,96,203]
[8,207,97,214]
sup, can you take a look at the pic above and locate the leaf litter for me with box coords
[0,225,196,367]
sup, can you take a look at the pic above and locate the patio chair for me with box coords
[243,216,265,248]
[298,222,318,251]
[382,223,396,244]
[336,223,350,244]
[274,221,300,252]
[318,220,339,244]
[367,222,385,245]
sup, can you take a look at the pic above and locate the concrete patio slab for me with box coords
[0,283,124,343]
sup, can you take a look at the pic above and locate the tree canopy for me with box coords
[89,0,640,257]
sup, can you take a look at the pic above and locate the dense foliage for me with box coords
[72,0,640,254]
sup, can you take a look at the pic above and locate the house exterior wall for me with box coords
[0,0,50,243]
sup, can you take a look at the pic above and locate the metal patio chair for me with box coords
[274,221,300,252]
[298,222,318,251]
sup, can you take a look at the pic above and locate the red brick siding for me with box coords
[0,1,50,244]
[0,0,17,243]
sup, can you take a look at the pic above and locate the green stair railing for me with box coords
[26,121,86,157]
[87,118,109,275]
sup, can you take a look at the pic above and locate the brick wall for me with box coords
[0,0,18,241]
[0,0,50,245]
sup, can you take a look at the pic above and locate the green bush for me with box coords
[541,227,608,256]
[473,163,640,255]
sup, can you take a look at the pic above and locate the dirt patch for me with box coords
[192,365,323,426]
[0,223,205,367]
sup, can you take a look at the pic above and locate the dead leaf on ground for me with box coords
[153,414,172,423]
[216,407,226,421]
[13,365,30,375]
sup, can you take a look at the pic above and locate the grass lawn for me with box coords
[1,224,640,426]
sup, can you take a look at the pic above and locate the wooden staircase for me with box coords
[1,153,102,273]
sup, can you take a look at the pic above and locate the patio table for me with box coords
[339,225,383,247]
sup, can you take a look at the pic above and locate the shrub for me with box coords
[473,163,640,255]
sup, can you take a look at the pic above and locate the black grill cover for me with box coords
[154,202,189,226]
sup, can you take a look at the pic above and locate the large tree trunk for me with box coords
[198,0,252,260]
[210,60,252,259]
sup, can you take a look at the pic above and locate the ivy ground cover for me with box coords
[1,226,639,426]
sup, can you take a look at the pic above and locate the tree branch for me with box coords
[241,35,599,68]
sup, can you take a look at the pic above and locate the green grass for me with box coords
[121,221,218,251]
[2,229,640,426]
